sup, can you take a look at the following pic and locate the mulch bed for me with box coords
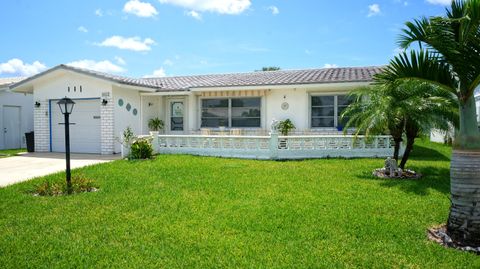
[428,224,480,254]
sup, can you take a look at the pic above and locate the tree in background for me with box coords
[258,67,281,71]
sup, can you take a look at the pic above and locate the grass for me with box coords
[0,148,26,158]
[0,140,478,268]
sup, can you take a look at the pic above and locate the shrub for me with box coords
[130,137,154,159]
[33,174,97,196]
[278,119,296,135]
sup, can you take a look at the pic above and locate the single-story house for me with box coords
[0,77,33,150]
[11,65,383,155]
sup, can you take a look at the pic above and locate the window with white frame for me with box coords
[311,95,352,128]
[201,97,261,128]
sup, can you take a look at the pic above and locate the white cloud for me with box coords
[0,58,47,76]
[158,0,251,15]
[186,10,202,20]
[323,63,338,68]
[143,67,166,78]
[123,0,158,17]
[426,0,451,5]
[66,60,125,73]
[95,8,103,17]
[367,4,381,17]
[163,59,174,66]
[77,26,88,33]
[115,56,127,65]
[97,35,155,52]
[268,6,279,15]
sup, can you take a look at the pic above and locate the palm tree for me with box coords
[342,86,405,161]
[389,81,458,169]
[343,80,458,169]
[377,0,480,245]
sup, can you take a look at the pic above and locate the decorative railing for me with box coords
[131,133,398,160]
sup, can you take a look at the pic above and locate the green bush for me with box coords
[278,119,296,135]
[33,174,97,196]
[130,138,154,159]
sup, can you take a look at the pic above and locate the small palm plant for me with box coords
[278,119,296,136]
[148,117,164,133]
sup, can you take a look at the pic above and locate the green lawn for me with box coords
[0,140,478,268]
[0,148,26,158]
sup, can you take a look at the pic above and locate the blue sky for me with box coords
[0,0,451,78]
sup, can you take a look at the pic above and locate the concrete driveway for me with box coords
[0,153,121,187]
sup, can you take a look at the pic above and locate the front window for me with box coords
[311,95,352,128]
[201,97,261,128]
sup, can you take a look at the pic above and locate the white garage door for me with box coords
[51,99,101,154]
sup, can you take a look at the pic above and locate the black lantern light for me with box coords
[102,99,108,106]
[57,97,75,193]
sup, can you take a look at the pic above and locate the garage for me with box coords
[50,98,101,154]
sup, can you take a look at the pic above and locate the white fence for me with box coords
[136,133,398,160]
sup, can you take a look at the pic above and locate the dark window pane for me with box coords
[339,116,350,127]
[232,118,261,127]
[311,117,334,127]
[201,118,228,127]
[312,96,334,106]
[312,107,334,117]
[231,98,260,107]
[171,117,184,131]
[338,95,353,106]
[201,108,228,118]
[232,108,260,117]
[202,99,228,108]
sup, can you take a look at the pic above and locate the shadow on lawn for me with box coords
[379,166,450,196]
[355,166,450,196]
[409,144,451,161]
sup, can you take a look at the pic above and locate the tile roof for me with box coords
[143,66,383,91]
[10,65,382,92]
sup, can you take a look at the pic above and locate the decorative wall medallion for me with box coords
[281,102,289,110]
[126,103,131,111]
[118,99,124,106]
[132,108,138,116]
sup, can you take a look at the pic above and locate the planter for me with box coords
[121,144,130,158]
[149,131,159,136]
[447,149,480,246]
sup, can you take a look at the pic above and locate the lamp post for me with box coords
[57,97,75,194]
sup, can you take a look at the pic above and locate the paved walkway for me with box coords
[0,153,121,187]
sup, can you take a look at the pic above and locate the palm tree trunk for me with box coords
[456,96,480,149]
[447,96,480,246]
[447,150,480,246]
[399,119,418,169]
[399,138,414,169]
[393,137,402,161]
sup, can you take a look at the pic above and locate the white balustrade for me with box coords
[136,134,398,160]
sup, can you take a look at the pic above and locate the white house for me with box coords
[11,64,395,158]
[0,77,33,150]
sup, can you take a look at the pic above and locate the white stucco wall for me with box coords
[141,96,164,134]
[0,90,33,149]
[188,84,358,131]
[112,86,142,153]
[31,71,114,153]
